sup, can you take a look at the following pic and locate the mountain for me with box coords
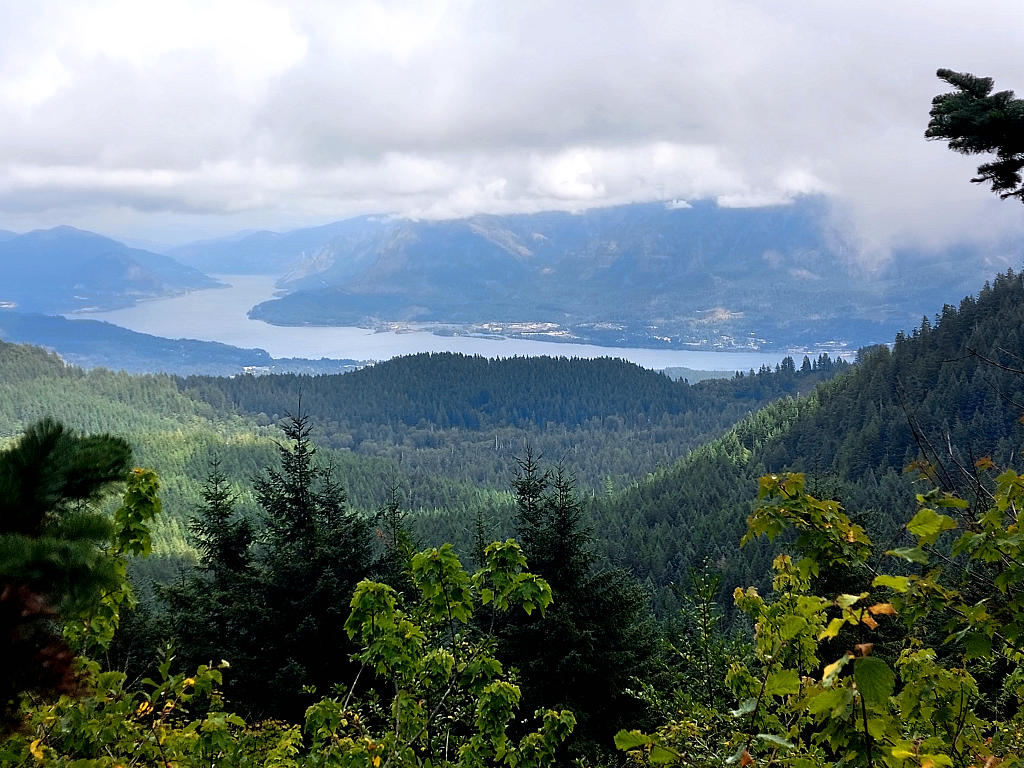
[0,226,222,313]
[198,198,1014,350]
[591,268,1024,613]
[0,229,17,242]
[166,216,387,276]
[0,310,361,375]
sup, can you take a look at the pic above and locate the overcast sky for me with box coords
[0,0,1022,255]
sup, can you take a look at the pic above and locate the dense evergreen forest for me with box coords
[0,340,846,576]
[595,270,1024,612]
[177,351,847,493]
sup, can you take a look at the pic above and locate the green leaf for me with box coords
[613,730,653,751]
[780,614,807,640]
[765,669,801,696]
[886,546,929,564]
[962,632,992,659]
[649,744,678,764]
[822,653,852,687]
[818,617,847,640]
[854,656,894,706]
[836,593,865,609]
[872,574,911,593]
[730,697,757,717]
[907,508,957,545]
[757,733,795,749]
[806,686,854,719]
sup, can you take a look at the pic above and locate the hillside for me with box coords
[0,226,220,313]
[594,269,1024,612]
[0,310,361,375]
[177,351,847,495]
[177,198,1020,350]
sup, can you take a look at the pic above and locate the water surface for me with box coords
[75,276,800,371]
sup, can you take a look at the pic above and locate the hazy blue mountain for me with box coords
[0,226,222,313]
[167,216,388,277]
[239,198,1015,349]
[0,230,17,242]
[0,310,361,375]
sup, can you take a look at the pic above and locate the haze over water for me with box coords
[74,275,805,371]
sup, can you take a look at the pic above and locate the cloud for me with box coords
[0,0,1022,256]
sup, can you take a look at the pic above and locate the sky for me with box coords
[0,0,1022,255]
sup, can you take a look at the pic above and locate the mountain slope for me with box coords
[166,216,387,276]
[0,311,361,375]
[592,269,1024,612]
[0,226,221,313]
[238,198,1014,349]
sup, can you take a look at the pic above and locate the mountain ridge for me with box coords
[0,226,221,313]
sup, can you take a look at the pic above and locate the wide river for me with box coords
[76,275,802,371]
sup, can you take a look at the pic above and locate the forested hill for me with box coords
[595,269,1024,612]
[177,351,848,492]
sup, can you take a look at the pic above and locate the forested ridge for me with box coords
[596,270,1024,612]
[0,338,845,596]
[178,351,845,495]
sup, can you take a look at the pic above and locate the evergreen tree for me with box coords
[499,454,658,760]
[159,458,256,704]
[189,457,252,586]
[247,411,372,719]
[927,68,1024,202]
[0,418,134,727]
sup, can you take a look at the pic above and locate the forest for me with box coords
[3,68,1024,766]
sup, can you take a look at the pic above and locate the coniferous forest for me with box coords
[4,68,1024,767]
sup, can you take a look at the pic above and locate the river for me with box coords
[74,275,804,371]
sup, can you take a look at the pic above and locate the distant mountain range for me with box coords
[1,200,1018,356]
[0,226,220,313]
[170,198,1019,350]
[0,311,361,376]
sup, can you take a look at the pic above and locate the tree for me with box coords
[4,541,575,768]
[160,459,256,704]
[927,68,1024,202]
[246,410,373,718]
[188,458,253,586]
[500,454,658,759]
[0,418,157,730]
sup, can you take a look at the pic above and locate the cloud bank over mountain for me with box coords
[0,0,1022,257]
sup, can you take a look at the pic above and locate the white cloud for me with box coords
[0,0,1021,256]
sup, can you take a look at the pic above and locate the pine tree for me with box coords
[248,410,372,718]
[0,418,133,727]
[499,454,658,759]
[927,68,1024,202]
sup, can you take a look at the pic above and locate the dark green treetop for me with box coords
[927,68,1024,202]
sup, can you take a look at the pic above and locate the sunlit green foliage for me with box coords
[618,471,1024,766]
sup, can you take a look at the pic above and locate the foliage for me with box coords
[927,69,1024,203]
[3,538,574,768]
[498,452,659,757]
[161,412,373,719]
[0,418,157,727]
[618,471,1024,766]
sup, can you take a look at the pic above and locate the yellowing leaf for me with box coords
[868,602,897,616]
[822,652,853,687]
[29,739,44,763]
